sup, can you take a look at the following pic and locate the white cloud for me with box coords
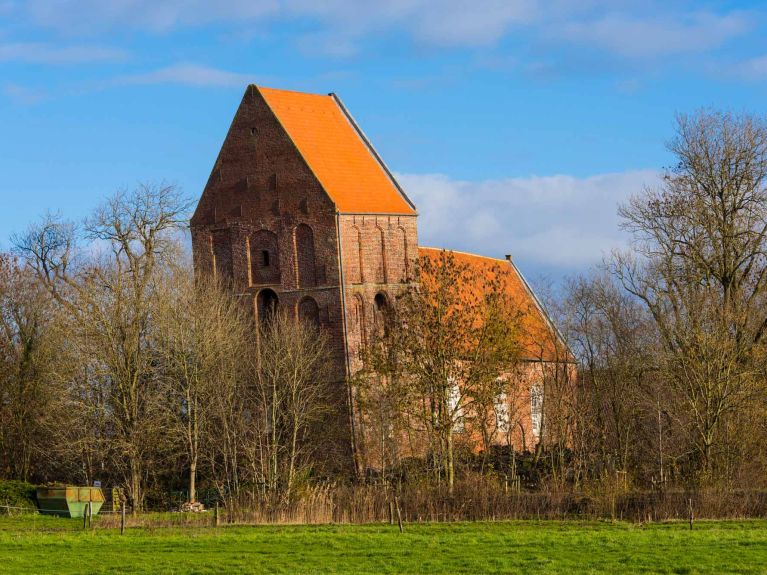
[16,1,754,59]
[553,11,751,59]
[114,63,260,88]
[396,169,659,271]
[0,42,126,64]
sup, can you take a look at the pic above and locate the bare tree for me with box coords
[155,265,251,505]
[559,273,659,485]
[614,110,767,481]
[0,254,71,481]
[13,183,190,509]
[248,311,332,503]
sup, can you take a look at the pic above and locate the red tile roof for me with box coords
[257,86,416,215]
[418,247,568,362]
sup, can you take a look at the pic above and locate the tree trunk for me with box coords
[446,429,454,494]
[189,460,197,504]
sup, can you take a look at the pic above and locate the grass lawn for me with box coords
[0,515,765,574]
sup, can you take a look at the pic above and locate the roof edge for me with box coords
[418,246,509,264]
[505,257,573,361]
[330,92,418,215]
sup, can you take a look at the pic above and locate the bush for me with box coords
[0,480,37,512]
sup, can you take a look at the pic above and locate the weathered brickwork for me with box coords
[338,214,418,375]
[191,87,347,383]
[191,85,570,474]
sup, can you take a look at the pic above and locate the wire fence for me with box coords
[4,483,767,533]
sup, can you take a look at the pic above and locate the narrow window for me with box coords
[495,387,509,434]
[448,377,464,432]
[531,383,543,438]
[250,230,280,284]
[296,224,317,288]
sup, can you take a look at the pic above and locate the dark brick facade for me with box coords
[191,86,419,472]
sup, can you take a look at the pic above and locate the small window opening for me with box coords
[262,250,270,267]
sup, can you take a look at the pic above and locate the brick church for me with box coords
[191,85,569,470]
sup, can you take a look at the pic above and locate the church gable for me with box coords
[191,85,336,229]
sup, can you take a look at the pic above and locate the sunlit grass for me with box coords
[1,516,765,574]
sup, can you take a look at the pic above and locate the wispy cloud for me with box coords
[2,82,47,104]
[17,1,755,59]
[552,11,752,59]
[0,42,127,64]
[23,0,281,34]
[396,169,659,271]
[727,54,767,81]
[114,63,261,88]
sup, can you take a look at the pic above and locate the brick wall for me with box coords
[337,214,418,376]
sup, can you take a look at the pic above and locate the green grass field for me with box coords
[0,515,765,574]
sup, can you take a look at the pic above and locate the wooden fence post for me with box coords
[120,503,126,535]
[395,497,403,534]
[688,498,694,530]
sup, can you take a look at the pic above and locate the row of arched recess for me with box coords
[214,223,408,288]
[256,289,321,329]
[346,225,409,285]
[247,223,317,288]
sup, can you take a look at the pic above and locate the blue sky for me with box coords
[2,1,766,282]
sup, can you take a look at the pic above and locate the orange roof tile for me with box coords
[257,86,415,215]
[418,247,568,362]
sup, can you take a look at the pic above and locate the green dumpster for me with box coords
[36,486,105,518]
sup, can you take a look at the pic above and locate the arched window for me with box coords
[298,296,320,330]
[374,292,388,311]
[295,224,317,288]
[373,292,390,335]
[256,288,279,326]
[250,230,280,285]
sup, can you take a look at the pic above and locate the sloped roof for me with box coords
[418,247,568,362]
[257,86,415,215]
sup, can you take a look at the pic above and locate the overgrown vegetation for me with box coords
[0,481,36,512]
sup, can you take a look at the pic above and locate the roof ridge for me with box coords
[419,246,510,264]
[255,84,331,98]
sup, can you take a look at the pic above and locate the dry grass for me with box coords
[93,478,767,529]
